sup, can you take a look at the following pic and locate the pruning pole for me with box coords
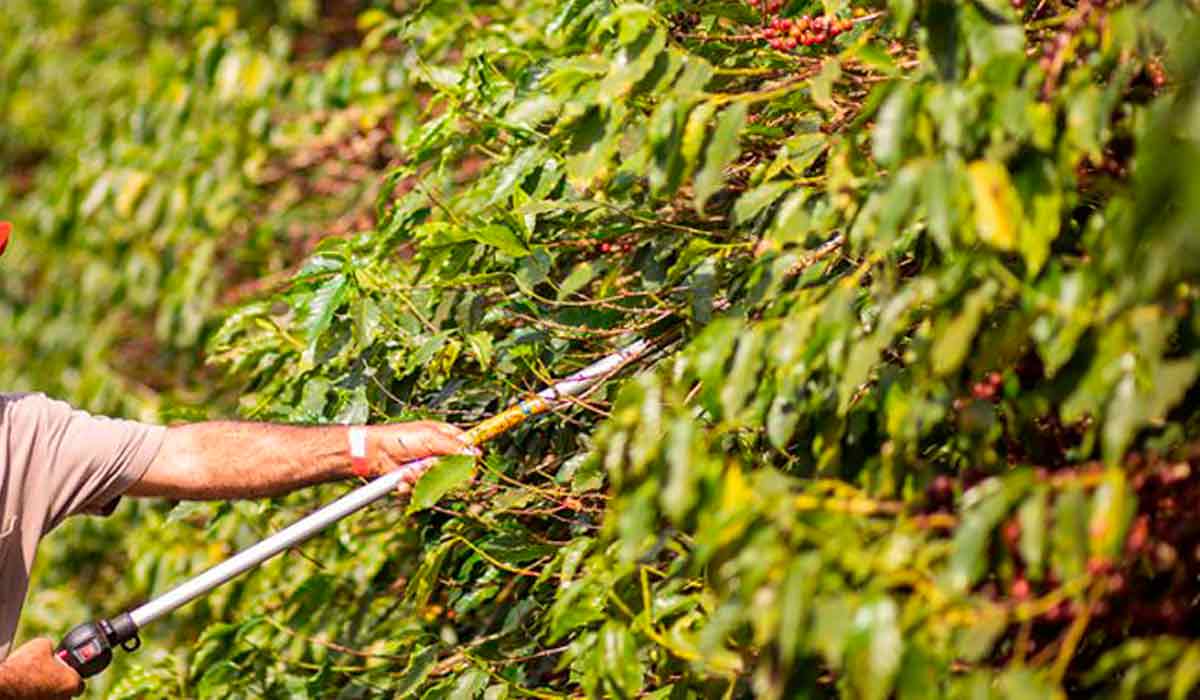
[55,337,657,678]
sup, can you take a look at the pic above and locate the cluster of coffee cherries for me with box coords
[760,15,855,52]
[596,237,636,255]
[949,371,1005,413]
[970,371,1005,402]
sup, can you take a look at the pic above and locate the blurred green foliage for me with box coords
[4,0,1200,697]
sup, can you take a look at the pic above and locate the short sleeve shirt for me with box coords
[0,393,165,661]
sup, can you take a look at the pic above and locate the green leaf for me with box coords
[600,621,644,697]
[1088,467,1135,562]
[733,181,791,226]
[1050,485,1089,582]
[680,101,716,184]
[1170,644,1200,700]
[1018,487,1049,581]
[810,59,842,113]
[394,648,438,697]
[873,86,911,168]
[487,147,544,207]
[779,554,820,665]
[844,597,903,700]
[302,274,349,366]
[931,281,996,376]
[549,580,607,641]
[557,261,598,300]
[466,331,494,368]
[693,102,746,213]
[946,474,1030,592]
[449,668,490,700]
[469,224,530,257]
[409,455,477,513]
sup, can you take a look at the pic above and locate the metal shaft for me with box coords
[128,338,655,629]
[130,463,426,627]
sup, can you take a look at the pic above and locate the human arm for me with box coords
[0,639,83,700]
[125,421,475,500]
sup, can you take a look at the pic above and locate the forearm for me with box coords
[126,420,472,501]
[126,422,354,500]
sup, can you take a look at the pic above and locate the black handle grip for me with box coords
[56,614,140,678]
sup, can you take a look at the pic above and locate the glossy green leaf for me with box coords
[409,455,477,513]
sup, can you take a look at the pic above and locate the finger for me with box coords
[438,425,482,454]
[417,427,479,457]
[402,457,436,483]
[432,422,468,439]
[432,424,481,453]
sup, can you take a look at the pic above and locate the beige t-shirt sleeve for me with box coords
[0,393,166,661]
[2,393,166,534]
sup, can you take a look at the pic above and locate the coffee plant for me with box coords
[4,0,1200,697]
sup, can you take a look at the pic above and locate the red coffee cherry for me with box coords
[971,382,995,400]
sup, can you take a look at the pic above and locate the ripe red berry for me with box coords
[784,37,797,49]
[1147,60,1167,88]
[971,382,995,400]
[1087,556,1112,576]
[927,474,954,506]
[1011,578,1030,600]
[988,371,1003,387]
[1123,516,1147,553]
[1002,518,1021,550]
[1106,573,1125,594]
[600,242,612,253]
[0,221,10,257]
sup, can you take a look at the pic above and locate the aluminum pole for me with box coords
[128,337,656,628]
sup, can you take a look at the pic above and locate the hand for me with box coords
[0,639,84,700]
[367,421,478,491]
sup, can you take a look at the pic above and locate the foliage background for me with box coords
[3,0,1200,697]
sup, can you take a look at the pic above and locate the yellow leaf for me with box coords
[967,160,1021,250]
[116,171,150,218]
[721,462,751,511]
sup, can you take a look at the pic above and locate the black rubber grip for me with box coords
[55,613,139,678]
